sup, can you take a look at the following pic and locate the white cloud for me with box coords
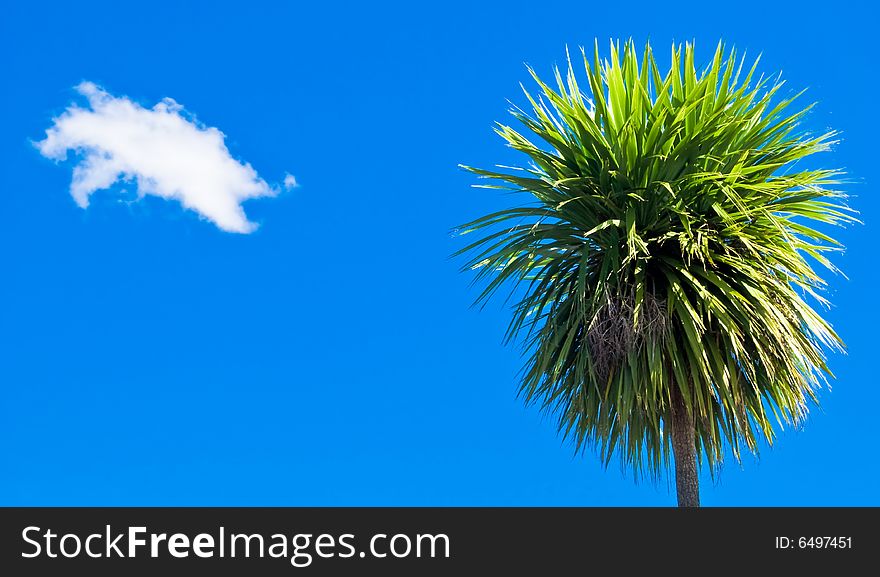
[283,172,299,190]
[36,82,278,233]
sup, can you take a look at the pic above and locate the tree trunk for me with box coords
[670,385,700,507]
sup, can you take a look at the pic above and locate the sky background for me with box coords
[1,0,876,506]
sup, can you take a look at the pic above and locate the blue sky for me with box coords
[1,1,876,505]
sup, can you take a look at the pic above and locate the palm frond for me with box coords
[455,40,855,479]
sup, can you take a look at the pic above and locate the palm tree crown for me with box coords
[455,40,854,485]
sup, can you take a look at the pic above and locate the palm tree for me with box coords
[454,40,854,506]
